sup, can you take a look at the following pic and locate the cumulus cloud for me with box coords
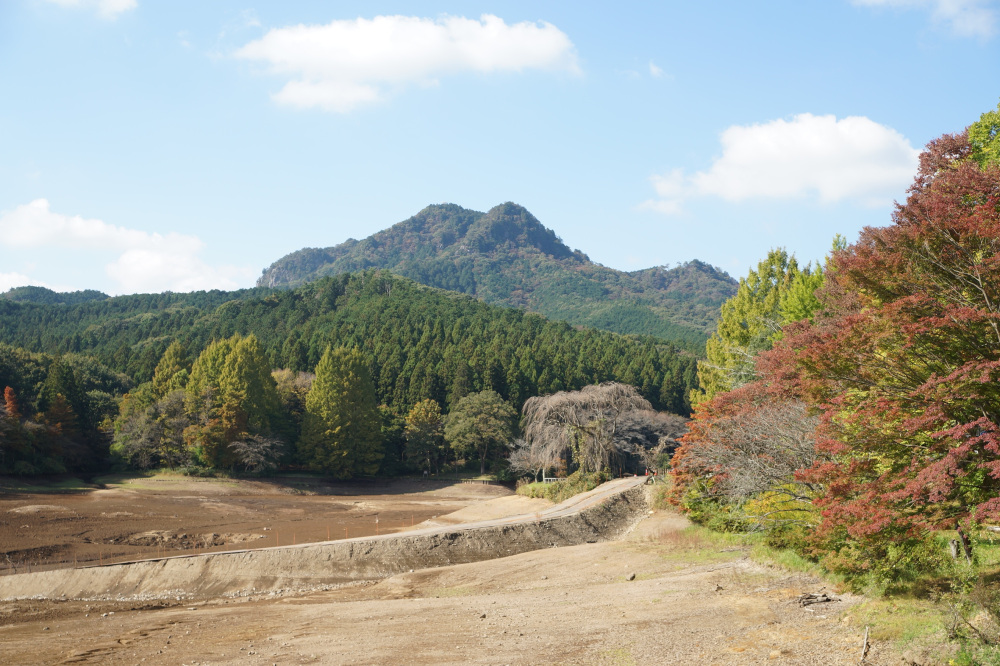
[0,199,251,294]
[641,114,920,214]
[648,61,665,78]
[852,0,997,38]
[43,0,137,20]
[235,14,580,112]
[0,272,42,293]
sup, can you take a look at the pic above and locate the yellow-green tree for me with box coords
[690,241,841,408]
[969,99,1000,168]
[405,398,444,474]
[151,340,190,399]
[691,249,802,406]
[299,347,383,478]
[183,334,280,469]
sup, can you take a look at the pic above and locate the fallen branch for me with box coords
[798,591,839,607]
[859,625,869,664]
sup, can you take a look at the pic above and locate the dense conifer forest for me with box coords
[0,270,696,477]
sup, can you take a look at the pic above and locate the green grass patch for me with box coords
[641,523,747,566]
[516,470,609,503]
[846,598,947,644]
[649,482,671,510]
[658,483,1000,661]
[93,470,240,490]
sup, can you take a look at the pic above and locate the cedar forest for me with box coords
[2,102,1000,611]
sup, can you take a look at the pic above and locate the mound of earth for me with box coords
[0,476,513,575]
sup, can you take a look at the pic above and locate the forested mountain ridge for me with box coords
[257,202,737,349]
[0,286,109,306]
[0,271,697,417]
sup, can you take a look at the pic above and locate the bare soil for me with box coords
[0,475,511,573]
[0,480,903,665]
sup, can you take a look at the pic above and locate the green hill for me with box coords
[257,202,736,350]
[0,286,109,305]
[0,271,697,416]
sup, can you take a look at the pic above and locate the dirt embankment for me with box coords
[0,492,903,666]
[0,479,648,602]
[0,475,507,572]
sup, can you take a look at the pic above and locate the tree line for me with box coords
[0,271,698,476]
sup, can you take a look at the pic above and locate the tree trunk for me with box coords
[956,521,974,563]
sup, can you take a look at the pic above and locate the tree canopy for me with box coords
[670,106,1000,588]
[299,347,382,478]
[522,382,687,475]
[405,399,444,474]
[444,390,517,475]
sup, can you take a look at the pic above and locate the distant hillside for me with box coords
[0,271,697,415]
[1,286,109,306]
[258,203,737,349]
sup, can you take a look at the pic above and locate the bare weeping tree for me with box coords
[522,382,687,474]
[686,399,820,513]
[507,438,562,482]
[228,434,286,473]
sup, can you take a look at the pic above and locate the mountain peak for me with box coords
[462,202,576,260]
[257,202,736,348]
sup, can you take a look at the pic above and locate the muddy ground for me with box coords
[0,478,907,665]
[0,475,514,573]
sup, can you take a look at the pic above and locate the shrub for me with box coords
[516,469,609,503]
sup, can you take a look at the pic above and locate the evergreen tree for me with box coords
[219,335,280,436]
[151,340,191,398]
[691,249,804,405]
[182,334,281,469]
[299,347,383,478]
[405,399,444,473]
[778,265,824,325]
[39,357,89,427]
[378,405,407,475]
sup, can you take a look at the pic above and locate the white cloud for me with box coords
[0,199,252,294]
[0,272,42,293]
[43,0,137,20]
[852,0,997,38]
[235,14,580,112]
[643,113,920,214]
[648,61,664,78]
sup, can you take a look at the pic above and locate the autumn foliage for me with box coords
[672,107,1000,583]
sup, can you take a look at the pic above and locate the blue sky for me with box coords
[1,0,998,294]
